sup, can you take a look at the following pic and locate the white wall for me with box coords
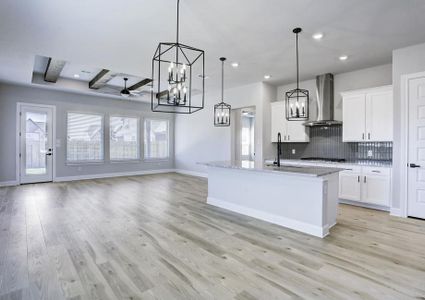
[174,82,276,174]
[392,42,425,214]
[276,64,392,121]
[0,83,174,183]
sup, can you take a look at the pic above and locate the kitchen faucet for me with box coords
[274,132,282,167]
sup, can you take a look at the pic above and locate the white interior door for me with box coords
[408,76,425,219]
[19,105,54,184]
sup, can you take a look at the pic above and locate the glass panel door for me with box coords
[20,105,54,183]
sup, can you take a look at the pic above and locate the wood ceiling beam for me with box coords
[43,57,66,83]
[128,78,152,91]
[89,69,114,89]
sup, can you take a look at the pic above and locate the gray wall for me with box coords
[0,83,174,182]
[392,42,425,211]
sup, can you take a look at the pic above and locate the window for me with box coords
[144,119,169,160]
[67,113,103,162]
[110,116,139,160]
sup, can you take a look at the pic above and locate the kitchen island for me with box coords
[201,161,343,238]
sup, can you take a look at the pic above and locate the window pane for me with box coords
[67,113,103,162]
[25,111,47,175]
[144,119,169,159]
[110,117,139,160]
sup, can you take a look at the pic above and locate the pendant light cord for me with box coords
[176,0,180,44]
[296,31,299,90]
[221,59,224,103]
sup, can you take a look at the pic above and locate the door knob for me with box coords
[410,163,421,168]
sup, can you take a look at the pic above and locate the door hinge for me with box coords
[19,132,21,137]
[19,153,21,158]
[19,112,22,116]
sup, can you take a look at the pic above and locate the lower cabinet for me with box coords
[339,166,391,207]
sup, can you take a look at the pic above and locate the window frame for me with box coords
[109,115,141,162]
[143,118,170,162]
[66,111,105,165]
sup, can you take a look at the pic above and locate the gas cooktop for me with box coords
[300,157,346,163]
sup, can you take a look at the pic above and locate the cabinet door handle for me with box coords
[410,163,421,168]
[371,170,381,173]
[364,176,367,183]
[357,175,360,182]
[362,133,365,140]
[288,135,290,141]
[368,133,371,140]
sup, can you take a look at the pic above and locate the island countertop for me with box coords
[199,160,344,177]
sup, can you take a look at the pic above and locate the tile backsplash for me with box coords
[281,125,392,161]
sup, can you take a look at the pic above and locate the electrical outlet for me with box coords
[367,150,373,157]
[292,149,296,154]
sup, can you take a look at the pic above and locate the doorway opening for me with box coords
[233,106,255,162]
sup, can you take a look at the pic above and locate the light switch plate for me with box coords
[292,149,296,154]
[367,150,373,157]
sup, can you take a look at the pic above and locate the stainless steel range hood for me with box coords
[303,73,342,127]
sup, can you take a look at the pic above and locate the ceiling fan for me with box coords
[120,77,144,97]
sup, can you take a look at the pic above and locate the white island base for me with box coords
[204,162,341,238]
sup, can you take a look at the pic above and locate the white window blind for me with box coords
[67,113,103,162]
[144,119,169,160]
[110,116,139,160]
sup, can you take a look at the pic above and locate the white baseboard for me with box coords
[54,169,175,182]
[390,207,405,218]
[338,199,390,212]
[174,169,208,178]
[207,196,329,238]
[0,180,19,187]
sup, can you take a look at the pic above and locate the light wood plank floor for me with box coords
[0,173,424,300]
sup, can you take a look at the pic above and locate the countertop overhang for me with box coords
[199,161,344,177]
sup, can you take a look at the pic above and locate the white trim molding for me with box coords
[338,199,390,212]
[0,180,19,187]
[207,197,332,238]
[390,207,403,217]
[174,169,208,178]
[54,169,175,182]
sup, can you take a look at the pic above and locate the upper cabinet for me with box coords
[342,86,393,142]
[271,102,309,143]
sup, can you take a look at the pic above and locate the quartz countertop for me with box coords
[200,160,344,177]
[264,159,392,168]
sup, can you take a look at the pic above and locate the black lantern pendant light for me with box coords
[151,0,205,114]
[286,27,309,121]
[214,57,231,127]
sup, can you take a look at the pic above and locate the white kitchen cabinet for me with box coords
[339,170,361,201]
[366,90,393,141]
[271,102,309,143]
[342,94,366,141]
[339,166,391,207]
[342,86,393,142]
[361,167,391,206]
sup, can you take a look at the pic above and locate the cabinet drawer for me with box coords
[362,166,391,176]
[340,165,362,173]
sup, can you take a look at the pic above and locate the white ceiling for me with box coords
[1,0,425,91]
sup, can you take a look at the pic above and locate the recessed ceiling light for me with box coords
[264,75,271,80]
[73,74,80,78]
[312,33,324,40]
[231,62,239,68]
[339,55,348,61]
